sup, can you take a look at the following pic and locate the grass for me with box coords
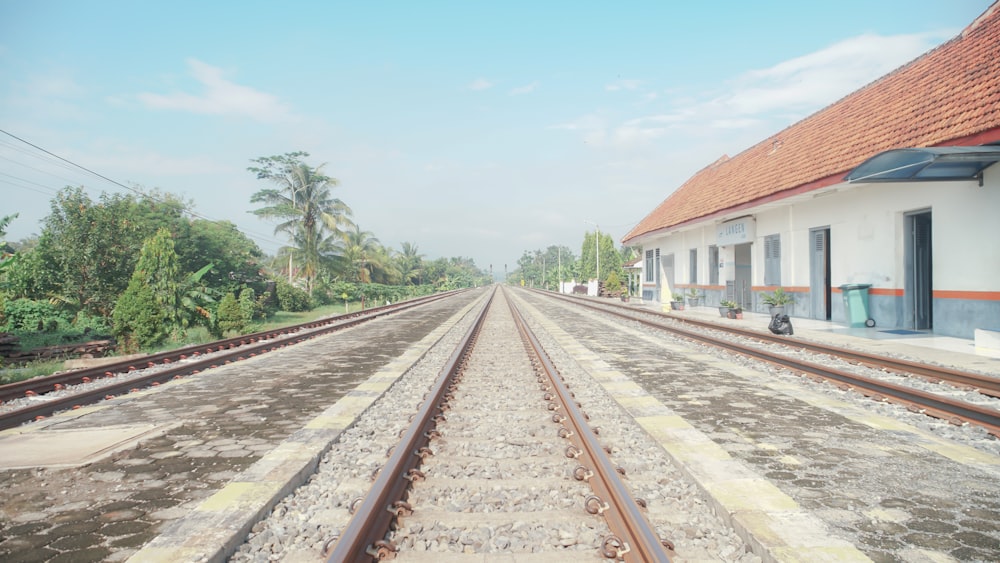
[0,301,363,385]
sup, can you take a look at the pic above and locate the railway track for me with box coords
[533,290,1000,437]
[315,287,675,561]
[0,291,460,430]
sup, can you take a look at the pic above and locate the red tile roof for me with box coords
[623,2,1000,244]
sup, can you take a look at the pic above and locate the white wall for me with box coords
[637,164,1000,299]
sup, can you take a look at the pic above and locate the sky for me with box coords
[0,0,993,278]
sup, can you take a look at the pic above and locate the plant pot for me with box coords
[671,301,684,310]
[718,307,730,317]
[768,306,785,316]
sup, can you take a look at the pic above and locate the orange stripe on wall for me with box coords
[752,286,809,293]
[868,288,904,297]
[679,285,1000,300]
[934,290,1000,301]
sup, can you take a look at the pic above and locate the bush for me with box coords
[215,292,245,335]
[2,299,71,332]
[238,287,260,321]
[275,279,313,312]
[72,311,111,337]
[112,279,167,351]
[604,271,622,294]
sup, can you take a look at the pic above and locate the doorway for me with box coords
[734,243,752,307]
[810,228,831,320]
[905,211,933,330]
[662,252,674,303]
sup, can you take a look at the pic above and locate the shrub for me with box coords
[238,287,260,322]
[112,278,167,352]
[2,299,71,332]
[215,292,245,335]
[275,279,313,312]
[604,271,622,294]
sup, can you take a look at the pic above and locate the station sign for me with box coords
[716,217,755,246]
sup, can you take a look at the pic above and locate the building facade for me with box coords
[623,3,1000,339]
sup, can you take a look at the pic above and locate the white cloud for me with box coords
[720,32,943,116]
[468,78,494,91]
[509,81,538,95]
[563,31,950,149]
[605,79,642,92]
[137,59,293,123]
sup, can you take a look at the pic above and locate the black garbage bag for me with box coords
[768,313,794,335]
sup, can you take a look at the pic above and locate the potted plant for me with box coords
[670,292,684,310]
[762,287,793,316]
[719,299,736,317]
[686,288,702,308]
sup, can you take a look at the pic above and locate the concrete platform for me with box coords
[0,423,174,470]
[641,303,1000,376]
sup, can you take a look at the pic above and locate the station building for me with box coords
[622,3,1000,340]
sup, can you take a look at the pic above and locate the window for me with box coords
[708,245,719,285]
[689,248,698,284]
[764,234,781,285]
[645,250,654,282]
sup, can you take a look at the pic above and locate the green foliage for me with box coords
[25,187,186,318]
[133,228,181,326]
[177,263,218,331]
[604,271,622,293]
[579,231,624,284]
[2,299,71,332]
[762,287,793,306]
[176,219,265,296]
[112,277,166,352]
[238,288,260,322]
[249,151,354,294]
[513,245,575,290]
[71,310,111,335]
[215,292,245,335]
[275,279,313,312]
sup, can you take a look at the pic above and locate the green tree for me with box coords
[112,277,165,351]
[338,225,381,283]
[112,228,182,349]
[579,231,623,284]
[249,151,353,294]
[215,292,245,336]
[395,242,424,285]
[23,187,186,318]
[176,219,264,296]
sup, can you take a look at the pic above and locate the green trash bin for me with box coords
[840,284,875,328]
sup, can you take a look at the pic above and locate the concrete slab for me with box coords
[0,423,172,469]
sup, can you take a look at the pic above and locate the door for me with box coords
[654,249,661,301]
[662,253,675,302]
[810,228,831,320]
[906,211,933,329]
[734,243,752,308]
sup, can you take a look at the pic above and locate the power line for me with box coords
[0,128,289,250]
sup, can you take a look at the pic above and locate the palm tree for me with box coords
[396,241,424,285]
[249,152,353,294]
[338,225,381,283]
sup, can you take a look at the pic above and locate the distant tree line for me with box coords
[510,235,637,295]
[0,152,491,354]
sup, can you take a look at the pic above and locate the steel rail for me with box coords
[535,289,1000,398]
[324,289,495,561]
[0,291,462,430]
[505,288,672,562]
[0,291,459,405]
[529,290,1000,437]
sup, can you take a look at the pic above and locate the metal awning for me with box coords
[845,146,1000,183]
